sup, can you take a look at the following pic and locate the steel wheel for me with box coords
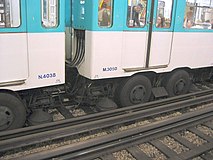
[0,92,26,131]
[129,85,147,104]
[174,79,187,95]
[0,106,14,130]
[116,75,152,107]
[164,70,191,97]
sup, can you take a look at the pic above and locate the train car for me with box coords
[0,0,69,130]
[73,0,213,106]
[0,0,212,131]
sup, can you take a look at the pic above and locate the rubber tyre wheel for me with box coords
[164,70,191,97]
[116,75,152,107]
[0,93,26,131]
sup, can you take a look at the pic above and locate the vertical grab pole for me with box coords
[145,0,155,68]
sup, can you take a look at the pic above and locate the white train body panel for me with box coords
[149,32,173,67]
[170,32,213,69]
[122,32,147,69]
[0,33,28,84]
[0,33,65,91]
[79,31,124,79]
[78,31,213,79]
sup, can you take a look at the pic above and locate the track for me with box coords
[0,89,213,159]
[1,89,213,140]
[25,107,212,160]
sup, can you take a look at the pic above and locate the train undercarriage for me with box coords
[0,67,213,131]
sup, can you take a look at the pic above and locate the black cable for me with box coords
[75,31,85,66]
[66,30,80,67]
[66,30,85,67]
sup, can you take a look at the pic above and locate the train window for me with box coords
[183,0,213,29]
[156,0,173,28]
[98,0,113,27]
[0,0,21,28]
[127,0,147,28]
[41,0,59,28]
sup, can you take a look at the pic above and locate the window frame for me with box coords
[41,0,59,28]
[183,0,213,31]
[155,0,174,29]
[126,0,148,28]
[0,0,21,29]
[98,0,114,28]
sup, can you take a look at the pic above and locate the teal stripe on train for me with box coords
[73,0,213,33]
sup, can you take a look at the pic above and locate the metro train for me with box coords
[0,0,213,131]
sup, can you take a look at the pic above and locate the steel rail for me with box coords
[1,89,213,141]
[19,105,213,160]
[0,91,213,154]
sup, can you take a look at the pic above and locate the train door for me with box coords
[0,0,28,85]
[148,0,176,68]
[122,0,176,70]
[122,0,149,70]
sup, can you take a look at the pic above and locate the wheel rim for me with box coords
[174,79,186,95]
[0,106,14,130]
[130,85,146,104]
